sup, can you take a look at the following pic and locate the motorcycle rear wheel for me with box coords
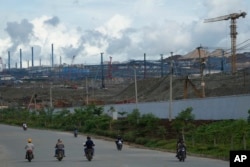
[57,151,63,161]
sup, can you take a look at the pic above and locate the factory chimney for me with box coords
[51,43,54,67]
[144,53,146,79]
[31,47,34,67]
[101,52,105,89]
[8,51,10,70]
[20,49,22,69]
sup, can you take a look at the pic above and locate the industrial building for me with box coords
[1,49,250,87]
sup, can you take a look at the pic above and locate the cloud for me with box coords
[5,19,34,51]
[204,0,245,17]
[95,14,131,38]
[1,0,250,67]
[44,16,60,26]
[106,36,131,54]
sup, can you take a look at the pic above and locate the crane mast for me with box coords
[204,12,247,74]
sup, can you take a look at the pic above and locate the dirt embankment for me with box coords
[0,70,250,108]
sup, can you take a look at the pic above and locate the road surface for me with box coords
[0,124,229,167]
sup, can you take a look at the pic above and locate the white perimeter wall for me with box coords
[104,94,250,120]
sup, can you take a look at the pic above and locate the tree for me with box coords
[37,108,54,127]
[107,106,116,130]
[72,107,87,128]
[233,120,249,150]
[52,109,71,129]
[172,107,195,141]
[247,109,250,123]
[139,113,160,137]
[118,111,127,118]
[127,109,140,128]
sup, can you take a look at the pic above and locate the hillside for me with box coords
[0,69,250,108]
[107,70,250,103]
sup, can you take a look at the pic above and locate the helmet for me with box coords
[28,138,32,143]
[58,139,62,142]
[179,139,184,143]
[87,136,91,140]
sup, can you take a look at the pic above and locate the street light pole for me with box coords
[85,76,89,105]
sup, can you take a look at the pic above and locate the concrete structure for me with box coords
[104,94,250,120]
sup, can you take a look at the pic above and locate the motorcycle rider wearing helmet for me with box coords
[115,135,123,144]
[25,138,34,159]
[74,127,78,136]
[22,123,27,130]
[54,139,65,157]
[83,136,95,156]
[176,138,186,157]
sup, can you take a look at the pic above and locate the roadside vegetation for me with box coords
[1,105,250,160]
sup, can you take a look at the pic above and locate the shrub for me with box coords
[135,137,148,145]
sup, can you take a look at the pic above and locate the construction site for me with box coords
[0,12,250,109]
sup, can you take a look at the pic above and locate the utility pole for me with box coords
[197,46,205,98]
[134,67,138,109]
[197,46,202,76]
[50,83,53,109]
[85,76,89,105]
[169,52,173,121]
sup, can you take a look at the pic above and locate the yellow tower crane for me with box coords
[204,11,247,74]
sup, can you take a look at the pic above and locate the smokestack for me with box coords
[0,57,3,72]
[31,47,34,67]
[51,43,54,67]
[161,54,163,77]
[40,58,41,66]
[144,53,146,79]
[101,52,105,89]
[20,48,22,69]
[8,51,10,70]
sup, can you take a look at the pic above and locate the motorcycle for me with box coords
[116,140,123,151]
[26,150,34,162]
[177,146,186,162]
[85,148,93,161]
[23,125,27,131]
[56,149,64,161]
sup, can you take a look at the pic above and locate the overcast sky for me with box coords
[0,0,250,67]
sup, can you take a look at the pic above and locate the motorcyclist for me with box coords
[25,138,34,159]
[83,136,95,156]
[115,135,123,144]
[54,139,65,157]
[176,138,186,157]
[74,127,78,137]
[22,123,27,130]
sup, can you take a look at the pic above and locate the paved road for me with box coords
[0,124,229,167]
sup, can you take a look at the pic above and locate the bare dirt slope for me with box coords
[1,69,250,108]
[108,71,250,102]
